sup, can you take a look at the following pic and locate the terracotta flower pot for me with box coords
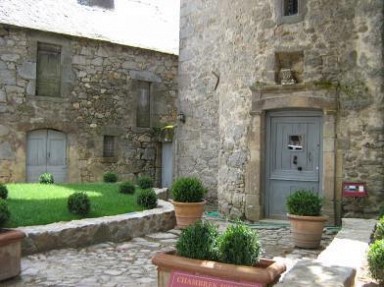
[152,251,286,287]
[287,214,328,249]
[171,200,206,229]
[0,229,26,281]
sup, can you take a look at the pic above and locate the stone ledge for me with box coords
[17,199,175,255]
[276,218,376,287]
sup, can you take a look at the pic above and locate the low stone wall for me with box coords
[276,218,377,287]
[17,199,175,255]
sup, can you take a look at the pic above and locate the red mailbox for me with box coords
[342,182,367,197]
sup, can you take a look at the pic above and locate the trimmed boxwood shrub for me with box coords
[171,177,206,202]
[137,176,153,189]
[286,189,322,216]
[0,198,10,227]
[67,192,91,216]
[0,184,8,200]
[368,239,384,284]
[217,221,261,266]
[103,171,118,183]
[136,188,157,209]
[39,172,54,184]
[374,217,384,241]
[119,181,136,194]
[176,220,219,260]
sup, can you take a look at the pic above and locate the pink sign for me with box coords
[169,271,263,287]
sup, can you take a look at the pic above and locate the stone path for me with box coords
[2,218,337,287]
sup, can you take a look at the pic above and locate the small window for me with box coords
[103,136,115,157]
[284,0,298,16]
[36,42,62,97]
[276,0,305,25]
[136,81,151,128]
[288,135,303,151]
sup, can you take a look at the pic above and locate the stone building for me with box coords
[176,0,384,222]
[0,0,179,185]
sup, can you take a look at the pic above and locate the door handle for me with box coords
[297,166,302,171]
[293,155,298,165]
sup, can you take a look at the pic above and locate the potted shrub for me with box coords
[152,220,286,287]
[286,189,328,249]
[170,177,207,228]
[0,198,25,281]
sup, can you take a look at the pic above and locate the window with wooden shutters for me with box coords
[103,136,115,157]
[36,42,62,97]
[136,81,151,128]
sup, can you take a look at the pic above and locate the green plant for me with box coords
[171,177,206,202]
[0,184,8,199]
[0,199,10,228]
[119,181,136,194]
[368,239,384,284]
[136,188,157,209]
[137,176,153,189]
[286,189,322,216]
[103,171,118,183]
[39,172,54,184]
[374,217,384,241]
[176,220,219,260]
[67,192,91,216]
[379,205,384,219]
[217,221,261,266]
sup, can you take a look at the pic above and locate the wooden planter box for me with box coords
[0,229,26,281]
[152,251,286,287]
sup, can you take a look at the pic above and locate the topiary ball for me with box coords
[103,171,118,183]
[136,188,157,209]
[119,181,136,194]
[0,184,8,200]
[67,192,91,216]
[286,189,322,216]
[137,176,153,189]
[171,177,206,202]
[217,221,261,266]
[368,239,384,284]
[176,220,219,261]
[39,172,54,184]
[0,199,10,227]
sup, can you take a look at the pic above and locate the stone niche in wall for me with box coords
[275,51,304,85]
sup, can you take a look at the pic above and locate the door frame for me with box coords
[264,110,324,218]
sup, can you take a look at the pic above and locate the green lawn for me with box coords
[5,183,143,228]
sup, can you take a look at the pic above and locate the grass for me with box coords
[4,183,144,228]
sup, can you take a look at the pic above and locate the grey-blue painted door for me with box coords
[161,142,173,188]
[266,113,322,219]
[27,129,67,183]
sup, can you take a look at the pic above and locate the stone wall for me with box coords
[0,25,178,184]
[178,0,384,219]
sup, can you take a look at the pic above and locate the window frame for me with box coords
[103,135,115,157]
[36,42,62,98]
[135,80,152,129]
[275,0,306,25]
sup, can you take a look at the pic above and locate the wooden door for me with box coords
[265,111,322,219]
[27,129,67,183]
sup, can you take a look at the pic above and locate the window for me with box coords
[103,136,115,157]
[276,0,306,25]
[284,0,298,16]
[136,81,151,128]
[36,42,62,97]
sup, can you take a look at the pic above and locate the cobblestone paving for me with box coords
[1,218,337,287]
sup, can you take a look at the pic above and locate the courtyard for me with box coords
[1,201,378,287]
